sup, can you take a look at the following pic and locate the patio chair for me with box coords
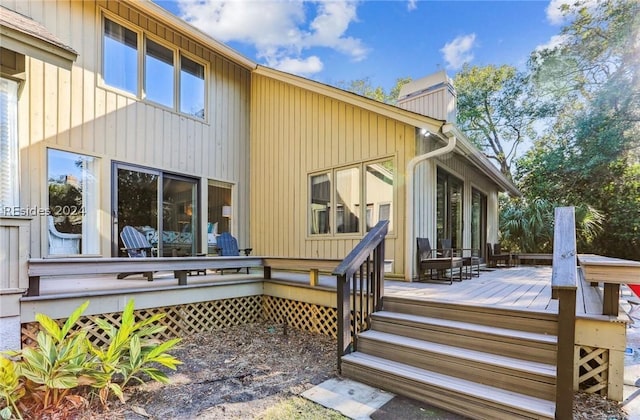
[117,226,154,281]
[47,215,81,255]
[441,238,480,279]
[216,232,253,274]
[486,243,512,268]
[416,237,463,284]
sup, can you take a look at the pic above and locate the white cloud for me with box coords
[176,0,367,76]
[535,34,570,52]
[270,55,324,76]
[440,33,476,70]
[407,0,417,11]
[546,0,600,25]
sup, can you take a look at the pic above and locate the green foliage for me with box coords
[499,196,603,253]
[88,300,182,405]
[0,355,24,419]
[16,301,94,410]
[510,0,639,260]
[455,64,547,180]
[3,299,182,418]
[335,76,411,104]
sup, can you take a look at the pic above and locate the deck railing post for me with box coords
[336,273,351,373]
[333,220,388,372]
[551,207,578,419]
[556,286,577,419]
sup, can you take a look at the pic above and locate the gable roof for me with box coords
[0,6,77,69]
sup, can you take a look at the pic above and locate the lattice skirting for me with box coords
[577,345,609,395]
[262,295,338,338]
[21,295,264,348]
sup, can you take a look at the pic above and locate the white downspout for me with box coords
[405,123,457,281]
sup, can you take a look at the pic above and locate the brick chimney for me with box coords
[396,70,456,122]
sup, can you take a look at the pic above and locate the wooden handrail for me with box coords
[551,206,577,419]
[333,220,389,372]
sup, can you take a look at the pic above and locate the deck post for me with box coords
[551,207,578,419]
[336,273,351,373]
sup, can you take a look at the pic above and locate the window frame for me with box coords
[308,156,396,238]
[100,11,208,121]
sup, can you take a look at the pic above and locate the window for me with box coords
[181,55,205,118]
[48,149,99,255]
[471,188,487,258]
[436,169,463,249]
[145,39,174,108]
[103,18,138,95]
[0,78,18,211]
[336,167,360,233]
[366,159,394,231]
[309,158,395,236]
[310,173,331,234]
[207,181,232,253]
[102,16,206,119]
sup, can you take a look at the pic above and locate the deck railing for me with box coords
[333,220,388,372]
[551,206,578,419]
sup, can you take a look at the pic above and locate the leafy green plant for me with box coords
[88,299,182,405]
[15,301,95,410]
[0,355,24,420]
[2,299,183,418]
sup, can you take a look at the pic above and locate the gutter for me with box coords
[404,123,457,281]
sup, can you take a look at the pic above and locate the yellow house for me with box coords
[1,0,516,284]
[250,66,518,280]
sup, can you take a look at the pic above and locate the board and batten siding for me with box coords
[250,73,415,276]
[3,0,251,257]
[412,137,500,250]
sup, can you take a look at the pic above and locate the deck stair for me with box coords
[341,296,559,419]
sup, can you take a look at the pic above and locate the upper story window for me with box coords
[145,39,174,108]
[103,19,138,95]
[102,15,206,120]
[180,56,205,118]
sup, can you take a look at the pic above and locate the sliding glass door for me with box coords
[471,188,487,258]
[113,164,198,257]
[436,169,463,249]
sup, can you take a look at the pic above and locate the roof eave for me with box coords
[447,125,521,196]
[129,0,256,71]
[253,65,444,134]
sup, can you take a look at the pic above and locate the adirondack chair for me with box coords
[47,215,81,255]
[216,232,253,274]
[416,237,463,284]
[117,226,155,281]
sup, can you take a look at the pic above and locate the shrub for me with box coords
[0,299,182,418]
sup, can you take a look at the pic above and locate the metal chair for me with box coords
[416,237,463,284]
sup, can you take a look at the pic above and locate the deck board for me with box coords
[34,265,621,318]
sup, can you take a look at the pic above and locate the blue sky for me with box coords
[154,0,572,92]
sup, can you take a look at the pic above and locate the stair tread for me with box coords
[342,352,556,418]
[373,310,557,344]
[359,330,556,377]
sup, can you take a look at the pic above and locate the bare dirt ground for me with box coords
[87,320,628,419]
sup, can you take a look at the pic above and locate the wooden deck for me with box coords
[384,266,613,317]
[30,265,618,319]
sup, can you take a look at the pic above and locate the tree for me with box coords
[454,65,547,181]
[335,77,411,105]
[516,0,640,259]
